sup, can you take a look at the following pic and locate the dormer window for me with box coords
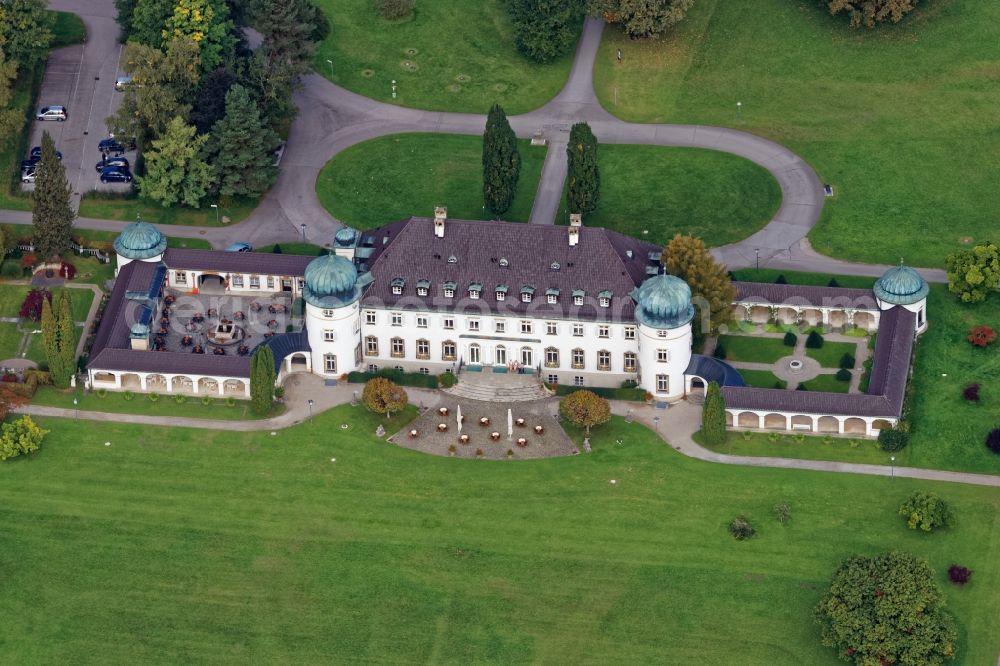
[598,290,612,308]
[499,257,509,268]
[520,286,535,303]
[546,287,560,305]
[416,279,430,296]
[573,289,585,306]
[495,284,508,301]
[469,282,482,299]
[550,261,560,271]
[447,255,458,264]
[390,277,405,295]
[443,280,456,298]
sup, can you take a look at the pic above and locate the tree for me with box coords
[827,0,917,29]
[57,289,76,386]
[113,0,139,39]
[0,415,48,461]
[508,0,580,64]
[0,0,54,70]
[566,122,600,215]
[138,116,216,206]
[967,325,997,347]
[806,330,824,349]
[815,552,957,666]
[130,0,175,47]
[945,241,1000,304]
[947,565,972,585]
[207,84,279,197]
[899,491,951,532]
[162,0,236,72]
[662,234,736,336]
[0,52,21,145]
[249,344,275,414]
[986,428,1000,455]
[362,377,408,418]
[31,132,75,260]
[482,104,521,217]
[250,0,318,74]
[587,0,693,40]
[40,296,64,383]
[19,288,50,321]
[107,39,201,140]
[559,389,610,434]
[373,0,414,20]
[728,516,754,540]
[701,381,726,446]
[191,66,234,133]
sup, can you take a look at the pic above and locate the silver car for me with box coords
[114,75,133,91]
[36,105,67,121]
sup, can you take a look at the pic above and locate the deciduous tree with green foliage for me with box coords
[0,52,21,144]
[190,67,233,133]
[566,122,600,215]
[508,0,580,64]
[138,116,216,206]
[662,234,735,336]
[701,381,726,445]
[129,0,174,48]
[559,389,610,434]
[31,132,75,260]
[587,0,693,39]
[0,0,54,71]
[482,104,521,217]
[945,241,1000,304]
[249,344,275,415]
[362,377,408,418]
[899,491,951,532]
[0,415,48,461]
[815,551,956,666]
[828,0,917,28]
[162,0,235,72]
[207,83,279,197]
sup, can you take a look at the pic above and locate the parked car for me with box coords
[29,146,62,161]
[99,166,132,183]
[36,105,67,121]
[114,75,133,91]
[98,138,125,155]
[20,158,38,170]
[94,156,130,172]
[225,242,253,253]
[21,167,37,183]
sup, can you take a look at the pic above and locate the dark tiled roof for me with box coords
[163,248,313,275]
[721,307,916,418]
[734,282,878,310]
[257,331,311,373]
[359,217,662,322]
[686,355,745,388]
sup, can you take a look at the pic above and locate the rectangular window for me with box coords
[419,367,430,375]
[657,349,669,363]
[443,318,454,330]
[442,341,456,361]
[496,290,505,301]
[573,295,584,306]
[599,297,610,308]
[657,330,667,338]
[416,339,430,359]
[522,293,532,303]
[417,286,428,296]
[249,276,260,289]
[597,350,611,371]
[391,338,405,358]
[571,349,584,369]
[547,374,558,385]
[547,294,557,304]
[417,316,428,328]
[545,348,559,368]
[520,320,532,334]
[175,271,187,285]
[297,278,304,291]
[495,320,506,333]
[624,326,636,340]
[572,324,584,337]
[323,330,335,342]
[367,364,378,374]
[266,276,275,290]
[444,288,455,298]
[468,319,480,332]
[469,289,480,299]
[324,354,337,373]
[232,275,244,288]
[323,309,335,318]
[365,337,378,356]
[546,322,557,336]
[391,312,402,326]
[574,376,584,387]
[624,352,637,372]
[365,310,376,325]
[656,374,669,393]
[598,325,610,338]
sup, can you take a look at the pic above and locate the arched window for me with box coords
[571,348,584,369]
[441,340,456,361]
[495,345,507,365]
[468,343,480,364]
[364,335,378,356]
[545,347,559,368]
[416,339,430,359]
[390,337,405,358]
[597,350,611,371]
[624,352,637,372]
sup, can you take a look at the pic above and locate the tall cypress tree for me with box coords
[566,121,600,215]
[250,345,275,415]
[208,84,280,198]
[57,290,76,386]
[482,104,521,217]
[40,296,65,384]
[701,381,728,446]
[32,132,75,260]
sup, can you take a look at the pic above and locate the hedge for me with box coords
[551,384,648,401]
[347,369,438,389]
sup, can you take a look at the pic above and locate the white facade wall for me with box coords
[636,321,691,402]
[878,297,928,334]
[306,301,361,377]
[166,268,304,297]
[115,252,164,277]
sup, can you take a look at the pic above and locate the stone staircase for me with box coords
[445,369,551,403]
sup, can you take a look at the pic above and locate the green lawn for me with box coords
[0,322,24,361]
[0,286,94,322]
[716,334,791,364]
[593,0,1000,268]
[51,10,87,47]
[254,243,325,256]
[31,386,280,421]
[556,145,781,246]
[805,340,859,369]
[70,228,212,251]
[77,195,256,227]
[798,373,851,394]
[695,429,900,467]
[732,269,875,290]
[736,368,785,390]
[0,411,996,663]
[317,133,546,229]
[312,0,576,114]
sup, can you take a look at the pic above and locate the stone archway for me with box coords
[120,373,141,390]
[817,416,840,433]
[171,375,194,393]
[287,352,310,373]
[199,273,225,294]
[764,413,787,430]
[844,417,868,435]
[738,412,760,428]
[790,414,813,431]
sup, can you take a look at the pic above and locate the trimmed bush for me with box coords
[796,384,808,391]
[712,341,726,359]
[878,427,909,452]
[783,331,797,347]
[835,368,852,382]
[775,274,787,284]
[773,502,791,525]
[947,565,973,585]
[827,277,840,287]
[437,372,457,388]
[551,384,646,401]
[348,369,438,389]
[839,353,855,369]
[986,428,1000,454]
[805,330,824,349]
[898,491,951,532]
[729,516,755,540]
[701,381,727,446]
[963,383,980,402]
[373,0,413,20]
[967,325,996,347]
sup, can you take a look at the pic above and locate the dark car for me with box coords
[21,158,38,170]
[99,166,133,183]
[98,138,125,155]
[95,156,130,173]
[29,146,62,161]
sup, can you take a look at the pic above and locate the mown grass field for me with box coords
[312,0,576,114]
[0,410,997,664]
[593,0,1000,267]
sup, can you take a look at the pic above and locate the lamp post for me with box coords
[755,248,760,271]
[391,80,397,99]
[73,397,78,419]
[210,203,219,224]
[326,59,333,75]
[890,456,895,480]
[653,415,660,433]
[308,399,314,421]
[300,224,306,243]
[736,101,742,118]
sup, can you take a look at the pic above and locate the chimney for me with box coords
[568,213,581,246]
[434,206,447,238]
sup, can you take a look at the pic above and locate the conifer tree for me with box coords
[566,122,600,215]
[208,84,279,198]
[31,132,75,260]
[701,381,727,446]
[57,290,76,385]
[40,296,64,384]
[250,345,275,414]
[138,116,215,207]
[482,104,520,217]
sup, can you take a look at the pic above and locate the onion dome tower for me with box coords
[302,254,364,377]
[874,263,929,333]
[112,219,167,276]
[632,274,695,402]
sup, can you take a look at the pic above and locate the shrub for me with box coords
[437,372,457,388]
[701,381,727,446]
[59,261,76,279]
[985,428,1000,454]
[827,277,840,287]
[967,325,997,347]
[839,353,855,369]
[0,416,48,461]
[147,392,159,402]
[559,390,610,434]
[122,390,135,401]
[898,492,951,532]
[827,0,918,29]
[835,368,852,382]
[475,448,483,457]
[174,394,187,404]
[506,448,514,458]
[18,289,52,322]
[729,516,755,540]
[963,383,980,402]
[775,274,787,284]
[782,331,797,347]
[947,565,973,585]
[796,384,808,391]
[712,341,726,359]
[226,397,237,407]
[806,330,824,349]
[447,444,456,455]
[201,396,212,405]
[878,428,909,452]
[621,379,638,389]
[373,0,413,20]
[96,388,107,398]
[773,502,791,525]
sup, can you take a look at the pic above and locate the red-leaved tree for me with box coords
[968,326,997,347]
[18,289,52,322]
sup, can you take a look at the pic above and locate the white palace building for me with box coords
[88,209,929,437]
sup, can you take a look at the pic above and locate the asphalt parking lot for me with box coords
[21,5,134,203]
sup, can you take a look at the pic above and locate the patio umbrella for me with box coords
[507,408,513,440]
[457,404,463,434]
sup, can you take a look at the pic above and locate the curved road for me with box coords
[1,6,946,288]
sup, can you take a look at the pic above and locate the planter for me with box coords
[534,425,544,434]
[479,417,490,426]
[438,407,449,416]
[515,418,525,427]
[437,423,448,432]
[516,438,528,448]
[459,434,470,444]
[409,429,418,438]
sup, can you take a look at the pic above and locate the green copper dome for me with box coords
[334,227,357,246]
[303,254,361,308]
[874,265,928,305]
[632,275,694,329]
[113,220,167,260]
